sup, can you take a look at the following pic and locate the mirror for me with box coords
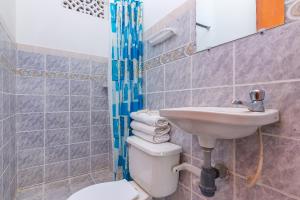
[196,0,285,52]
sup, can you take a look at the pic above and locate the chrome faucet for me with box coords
[232,89,265,112]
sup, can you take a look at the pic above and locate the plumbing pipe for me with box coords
[198,148,229,197]
[172,162,201,177]
[200,167,219,197]
[202,148,213,169]
[247,127,264,187]
[173,160,228,197]
[227,128,264,187]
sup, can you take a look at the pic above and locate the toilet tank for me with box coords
[127,136,182,198]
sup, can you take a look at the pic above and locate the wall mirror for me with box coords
[196,0,286,52]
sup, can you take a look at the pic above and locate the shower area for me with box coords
[0,0,113,199]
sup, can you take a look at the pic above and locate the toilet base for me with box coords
[129,181,152,200]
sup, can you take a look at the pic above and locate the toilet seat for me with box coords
[67,180,151,200]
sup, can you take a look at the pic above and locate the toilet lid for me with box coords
[68,180,139,200]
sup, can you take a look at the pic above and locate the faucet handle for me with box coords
[249,90,265,101]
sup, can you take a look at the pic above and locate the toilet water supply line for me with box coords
[228,127,264,187]
[246,127,264,187]
[172,127,264,188]
[172,163,201,177]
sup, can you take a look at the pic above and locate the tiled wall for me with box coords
[15,46,112,190]
[0,19,111,199]
[0,24,17,200]
[144,0,300,200]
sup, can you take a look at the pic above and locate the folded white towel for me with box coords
[132,130,170,144]
[130,110,169,127]
[130,121,171,136]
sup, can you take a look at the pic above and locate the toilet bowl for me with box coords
[68,136,182,200]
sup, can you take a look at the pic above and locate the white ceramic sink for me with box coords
[160,107,279,148]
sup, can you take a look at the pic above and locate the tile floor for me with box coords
[16,169,114,200]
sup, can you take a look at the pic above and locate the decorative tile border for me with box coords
[15,44,108,85]
[46,71,69,79]
[161,46,187,64]
[144,56,161,70]
[144,42,197,70]
[185,41,197,56]
[15,68,108,84]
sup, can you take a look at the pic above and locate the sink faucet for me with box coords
[232,89,265,112]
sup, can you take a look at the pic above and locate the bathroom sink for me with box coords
[159,107,279,148]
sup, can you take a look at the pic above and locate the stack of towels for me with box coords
[130,110,171,144]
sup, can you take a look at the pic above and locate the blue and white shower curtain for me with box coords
[110,0,144,180]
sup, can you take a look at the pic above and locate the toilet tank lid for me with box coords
[127,136,182,157]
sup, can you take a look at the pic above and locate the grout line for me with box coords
[16,66,107,75]
[69,94,93,98]
[178,182,191,192]
[146,77,300,95]
[15,94,67,97]
[190,156,203,163]
[17,154,109,172]
[89,172,97,184]
[15,124,112,134]
[188,9,192,43]
[1,114,17,121]
[68,57,71,189]
[192,190,207,200]
[2,91,17,95]
[230,158,300,200]
[232,42,236,99]
[145,69,148,108]
[17,169,109,193]
[15,110,109,115]
[16,139,102,152]
[190,124,193,199]
[147,85,233,94]
[232,43,237,200]
[42,53,46,200]
[182,152,192,159]
[232,139,237,200]
[89,62,93,174]
[262,133,300,142]
[257,183,300,200]
[190,54,194,107]
[235,78,300,87]
[163,64,166,109]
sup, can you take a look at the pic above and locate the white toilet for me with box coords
[68,136,182,200]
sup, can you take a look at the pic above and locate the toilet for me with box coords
[68,136,182,200]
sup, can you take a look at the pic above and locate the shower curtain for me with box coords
[110,0,144,180]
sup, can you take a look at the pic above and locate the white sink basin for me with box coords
[160,107,279,148]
